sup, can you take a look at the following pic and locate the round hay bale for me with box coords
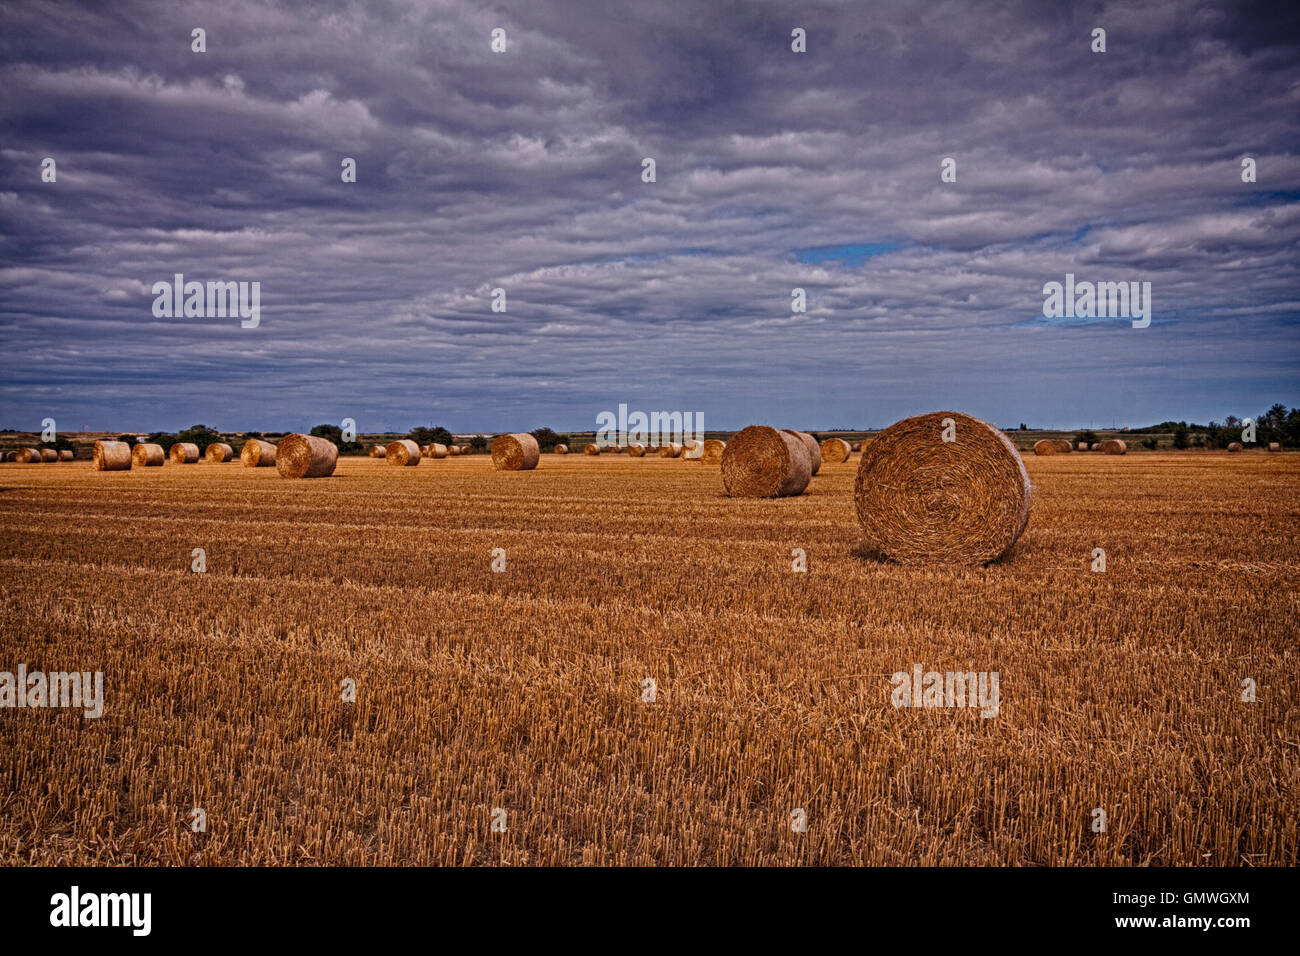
[276,433,338,479]
[853,411,1031,565]
[1053,439,1072,453]
[627,443,646,457]
[660,442,683,458]
[459,445,471,454]
[368,444,387,458]
[721,425,812,498]
[448,445,461,456]
[1,452,12,462]
[819,437,851,463]
[240,439,277,467]
[170,442,199,464]
[1100,439,1127,455]
[17,448,43,463]
[386,439,421,466]
[39,448,58,462]
[701,439,726,463]
[428,443,448,459]
[584,443,601,456]
[554,444,569,455]
[492,433,540,471]
[58,449,74,461]
[92,440,132,471]
[683,440,705,459]
[131,443,165,467]
[1268,441,1281,452]
[781,430,822,475]
[1033,439,1058,456]
[1090,443,1103,451]
[611,443,627,454]
[1226,442,1243,453]
[205,442,234,463]
[1077,442,1089,452]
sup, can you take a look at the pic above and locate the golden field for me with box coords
[0,452,1296,866]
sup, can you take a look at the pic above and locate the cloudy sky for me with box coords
[1,0,1297,434]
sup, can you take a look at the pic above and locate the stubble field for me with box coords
[0,452,1296,865]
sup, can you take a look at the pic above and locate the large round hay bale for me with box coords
[701,439,726,463]
[39,448,58,462]
[386,439,421,466]
[58,449,74,461]
[660,442,683,458]
[820,437,851,463]
[853,411,1031,565]
[781,430,821,475]
[428,443,448,459]
[240,438,277,467]
[1033,439,1058,456]
[92,440,132,471]
[131,443,165,467]
[627,443,646,457]
[1268,441,1281,452]
[492,433,540,471]
[1100,439,1127,455]
[721,426,812,498]
[584,443,601,456]
[1226,442,1243,453]
[1053,439,1072,453]
[205,442,234,463]
[368,444,387,458]
[170,442,199,464]
[17,448,43,463]
[554,444,568,455]
[276,433,338,478]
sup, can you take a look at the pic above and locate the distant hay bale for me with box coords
[1077,442,1089,451]
[240,439,277,467]
[386,439,421,466]
[368,444,387,458]
[554,444,568,454]
[1053,439,1072,453]
[853,411,1031,565]
[1268,441,1281,452]
[1090,443,1103,451]
[611,443,627,454]
[92,440,131,471]
[851,441,863,452]
[701,439,726,463]
[16,448,42,463]
[492,433,540,471]
[458,445,471,454]
[682,439,704,459]
[584,443,601,456]
[627,443,646,457]
[39,448,58,462]
[170,442,199,464]
[721,425,812,498]
[205,442,234,463]
[131,443,165,467]
[276,433,338,478]
[428,443,448,459]
[448,445,461,456]
[660,442,683,458]
[820,437,851,463]
[1,451,13,462]
[1226,442,1243,453]
[58,449,74,461]
[782,430,821,475]
[1100,439,1127,455]
[1033,439,1058,456]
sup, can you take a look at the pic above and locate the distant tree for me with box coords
[176,424,224,452]
[1141,437,1159,450]
[1075,430,1098,447]
[116,434,138,446]
[530,427,561,451]
[310,423,363,455]
[147,431,178,453]
[408,425,454,447]
[470,434,490,452]
[1019,423,1028,431]
[1171,424,1190,449]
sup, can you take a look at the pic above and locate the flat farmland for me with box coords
[0,453,1296,865]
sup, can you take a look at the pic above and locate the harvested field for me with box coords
[0,453,1295,865]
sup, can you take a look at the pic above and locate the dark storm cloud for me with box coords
[1,0,1297,433]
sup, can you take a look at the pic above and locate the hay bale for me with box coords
[1268,441,1281,452]
[851,441,863,452]
[448,445,461,456]
[721,425,812,498]
[170,442,199,464]
[386,439,422,466]
[554,444,568,455]
[1090,443,1103,451]
[39,448,58,462]
[16,448,42,463]
[627,443,646,457]
[205,442,234,463]
[240,438,277,467]
[276,433,338,478]
[131,443,165,467]
[1033,439,1058,456]
[1226,442,1243,453]
[1053,439,1072,453]
[819,437,851,463]
[701,439,726,463]
[92,440,132,471]
[853,411,1031,565]
[584,443,601,456]
[781,430,822,475]
[0,451,13,462]
[428,443,448,459]
[1100,439,1127,455]
[492,433,540,471]
[369,444,387,458]
[1077,442,1089,451]
[660,442,683,458]
[58,449,74,461]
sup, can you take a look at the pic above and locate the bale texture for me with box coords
[369,444,387,458]
[820,437,851,463]
[701,439,726,463]
[240,439,278,467]
[170,442,199,464]
[92,440,132,471]
[721,425,812,498]
[492,433,540,471]
[131,443,165,467]
[58,449,74,461]
[276,433,338,478]
[853,411,1031,565]
[206,442,234,463]
[782,430,822,475]
[554,444,568,455]
[1100,439,1127,455]
[386,439,422,467]
[428,443,448,459]
[1226,442,1243,453]
[1033,439,1058,456]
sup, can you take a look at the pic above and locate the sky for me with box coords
[1,0,1297,434]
